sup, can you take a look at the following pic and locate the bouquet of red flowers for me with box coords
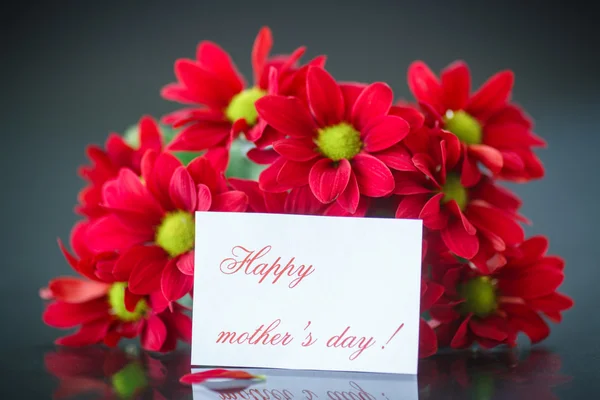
[41,26,572,358]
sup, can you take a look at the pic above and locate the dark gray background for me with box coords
[2,0,599,396]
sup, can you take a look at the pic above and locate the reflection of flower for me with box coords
[44,346,191,399]
[418,349,571,400]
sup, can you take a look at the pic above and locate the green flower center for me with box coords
[441,173,468,210]
[225,87,267,126]
[443,110,482,145]
[111,362,148,399]
[315,122,363,161]
[108,283,148,322]
[155,210,195,257]
[459,276,497,317]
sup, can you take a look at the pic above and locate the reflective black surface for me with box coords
[3,344,597,399]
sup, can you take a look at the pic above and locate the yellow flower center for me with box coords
[315,122,363,161]
[443,110,482,145]
[155,210,195,257]
[111,362,148,398]
[108,283,148,322]
[441,173,468,210]
[459,276,497,317]
[225,87,267,126]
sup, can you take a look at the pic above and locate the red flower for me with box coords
[77,116,164,218]
[84,151,248,304]
[429,236,573,349]
[420,279,444,358]
[394,129,525,260]
[408,61,545,182]
[43,239,192,352]
[162,26,321,165]
[229,178,369,217]
[255,66,423,213]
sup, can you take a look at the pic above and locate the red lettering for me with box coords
[217,319,294,347]
[326,326,375,360]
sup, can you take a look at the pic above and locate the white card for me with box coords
[192,212,423,375]
[191,368,418,400]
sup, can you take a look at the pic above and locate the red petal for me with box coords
[336,170,360,214]
[309,158,351,203]
[129,256,168,295]
[441,220,479,259]
[484,122,545,149]
[203,147,230,172]
[169,167,197,213]
[441,61,470,111]
[196,183,213,212]
[255,95,316,138]
[43,298,108,328]
[85,215,152,253]
[258,157,290,193]
[374,144,416,172]
[467,203,524,247]
[421,281,444,311]
[469,317,507,342]
[340,83,366,120]
[283,186,324,215]
[514,236,548,265]
[527,292,573,313]
[273,139,318,161]
[247,148,280,165]
[177,251,195,276]
[388,106,425,131]
[395,194,429,219]
[470,177,521,212]
[467,70,514,115]
[211,191,248,212]
[277,159,315,187]
[228,178,266,212]
[161,259,194,303]
[167,122,230,151]
[195,41,245,94]
[412,153,440,188]
[469,144,503,174]
[351,82,393,131]
[55,319,111,347]
[407,61,445,114]
[114,245,166,282]
[450,314,473,348]
[503,303,550,344]
[172,60,236,108]
[363,116,410,152]
[498,267,563,299]
[124,288,143,313]
[418,319,438,358]
[460,146,482,187]
[446,200,476,235]
[48,277,108,304]
[187,155,227,194]
[145,152,183,210]
[251,27,273,84]
[142,315,168,352]
[306,67,344,126]
[352,153,394,197]
[419,193,448,230]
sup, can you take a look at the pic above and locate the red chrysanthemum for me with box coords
[84,151,248,304]
[408,61,545,182]
[429,236,573,349]
[255,66,425,213]
[229,178,369,217]
[394,128,526,260]
[43,227,191,352]
[161,26,322,165]
[77,116,164,218]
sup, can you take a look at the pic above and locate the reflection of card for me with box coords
[191,368,418,400]
[192,212,423,374]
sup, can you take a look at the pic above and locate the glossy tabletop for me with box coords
[4,343,598,399]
